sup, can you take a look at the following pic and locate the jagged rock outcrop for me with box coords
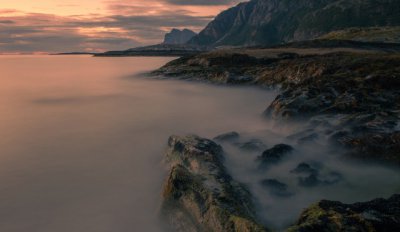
[160,135,267,232]
[152,44,400,165]
[288,194,400,232]
[164,29,197,45]
[188,0,400,47]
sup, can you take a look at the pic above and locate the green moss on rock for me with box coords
[160,135,267,232]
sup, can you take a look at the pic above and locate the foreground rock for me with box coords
[161,135,267,232]
[288,194,400,232]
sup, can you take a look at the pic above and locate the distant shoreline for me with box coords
[51,52,99,56]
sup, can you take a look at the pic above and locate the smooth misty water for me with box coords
[0,55,276,232]
[0,56,399,232]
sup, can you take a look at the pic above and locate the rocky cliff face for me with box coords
[160,135,267,232]
[164,29,197,45]
[188,0,400,47]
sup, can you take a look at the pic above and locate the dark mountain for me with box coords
[188,0,400,47]
[163,29,197,44]
[95,29,205,57]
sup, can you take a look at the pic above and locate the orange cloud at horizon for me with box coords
[0,0,242,53]
[0,0,107,16]
[0,0,238,17]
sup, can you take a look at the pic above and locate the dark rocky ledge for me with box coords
[155,42,400,231]
[160,135,267,232]
[288,194,400,232]
[152,44,400,166]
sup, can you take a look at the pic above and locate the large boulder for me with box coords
[160,135,267,232]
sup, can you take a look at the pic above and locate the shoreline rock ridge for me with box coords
[160,135,268,232]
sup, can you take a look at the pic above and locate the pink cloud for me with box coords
[0,0,241,53]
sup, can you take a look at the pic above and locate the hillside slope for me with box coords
[188,0,400,47]
[319,27,400,43]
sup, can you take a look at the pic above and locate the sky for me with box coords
[0,0,242,53]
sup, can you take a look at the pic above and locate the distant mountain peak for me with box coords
[163,28,197,45]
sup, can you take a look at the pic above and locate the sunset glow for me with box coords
[0,0,242,53]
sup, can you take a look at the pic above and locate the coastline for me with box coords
[152,41,400,231]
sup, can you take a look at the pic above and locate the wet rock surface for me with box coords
[161,135,267,232]
[154,44,400,231]
[257,144,294,169]
[288,194,400,232]
[154,49,400,166]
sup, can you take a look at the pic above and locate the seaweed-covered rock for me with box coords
[288,194,400,232]
[257,144,294,169]
[161,135,267,232]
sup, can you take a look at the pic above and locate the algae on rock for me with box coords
[160,135,267,232]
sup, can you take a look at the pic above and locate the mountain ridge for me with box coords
[188,0,400,47]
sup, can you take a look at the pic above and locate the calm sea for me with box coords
[0,55,275,232]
